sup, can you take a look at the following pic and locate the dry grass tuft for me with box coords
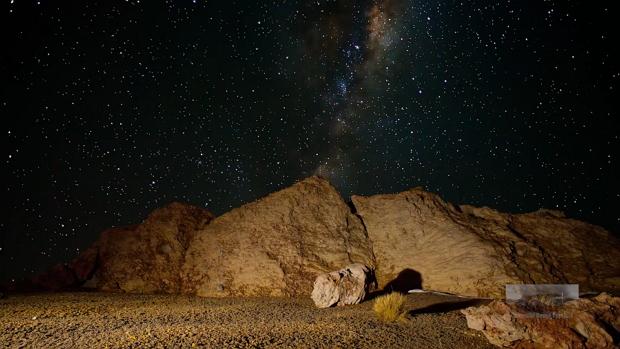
[373,292,408,323]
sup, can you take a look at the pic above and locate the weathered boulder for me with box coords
[311,263,375,308]
[351,188,620,297]
[461,293,620,348]
[181,176,376,297]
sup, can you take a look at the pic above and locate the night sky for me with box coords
[2,0,618,282]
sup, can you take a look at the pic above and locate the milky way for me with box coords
[313,0,404,187]
[2,0,618,281]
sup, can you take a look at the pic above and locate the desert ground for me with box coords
[0,292,493,348]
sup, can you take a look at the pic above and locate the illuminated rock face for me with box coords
[19,176,620,298]
[180,176,376,297]
[351,189,620,297]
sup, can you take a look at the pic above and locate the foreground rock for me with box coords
[311,263,375,308]
[182,177,376,297]
[461,293,620,348]
[352,189,620,297]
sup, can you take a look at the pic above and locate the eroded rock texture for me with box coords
[91,202,214,293]
[461,293,620,348]
[181,176,376,297]
[311,263,375,308]
[352,188,620,297]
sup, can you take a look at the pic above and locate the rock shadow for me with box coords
[409,298,490,315]
[384,268,423,293]
[366,268,423,300]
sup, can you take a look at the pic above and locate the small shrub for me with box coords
[373,292,408,323]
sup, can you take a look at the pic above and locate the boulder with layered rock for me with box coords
[461,293,620,348]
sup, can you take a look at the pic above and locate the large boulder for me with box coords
[311,263,375,308]
[92,202,214,293]
[461,293,620,348]
[351,188,620,297]
[181,176,376,297]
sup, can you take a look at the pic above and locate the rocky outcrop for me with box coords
[12,177,620,299]
[461,293,620,348]
[3,202,214,293]
[181,176,376,297]
[351,188,620,297]
[311,263,375,308]
[93,202,214,293]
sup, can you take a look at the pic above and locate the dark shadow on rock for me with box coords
[384,268,423,293]
[409,298,491,315]
[365,268,423,301]
[600,319,620,345]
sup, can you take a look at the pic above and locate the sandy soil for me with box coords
[0,292,494,348]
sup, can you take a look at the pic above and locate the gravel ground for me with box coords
[0,292,494,348]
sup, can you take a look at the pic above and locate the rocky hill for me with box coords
[13,176,620,297]
[352,188,620,297]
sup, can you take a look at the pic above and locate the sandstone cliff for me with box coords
[351,188,620,297]
[181,176,376,297]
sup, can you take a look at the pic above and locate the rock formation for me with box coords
[351,188,620,297]
[10,177,620,300]
[311,263,375,308]
[461,293,620,348]
[181,176,376,297]
[93,202,214,293]
[4,202,214,293]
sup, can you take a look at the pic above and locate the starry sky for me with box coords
[2,0,618,282]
